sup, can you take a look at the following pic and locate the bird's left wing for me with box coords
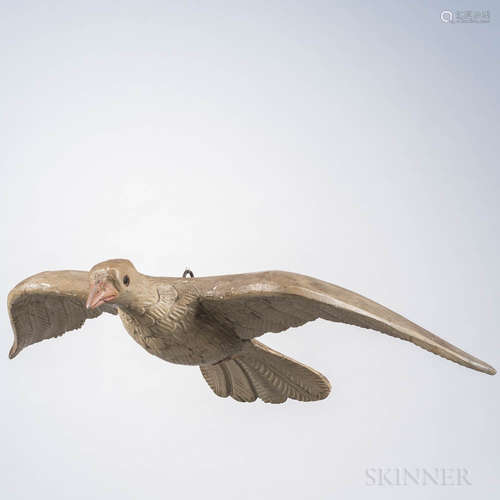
[8,270,117,359]
[195,270,496,375]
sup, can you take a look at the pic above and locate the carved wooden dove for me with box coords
[7,259,496,403]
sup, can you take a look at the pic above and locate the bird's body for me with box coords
[117,277,242,365]
[7,259,496,404]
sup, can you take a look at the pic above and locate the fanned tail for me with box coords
[200,340,331,403]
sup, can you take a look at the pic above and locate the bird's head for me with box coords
[86,259,139,309]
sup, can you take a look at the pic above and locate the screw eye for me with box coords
[123,275,130,286]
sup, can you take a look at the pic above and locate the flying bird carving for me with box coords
[7,259,496,403]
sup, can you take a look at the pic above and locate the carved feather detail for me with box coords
[8,270,116,359]
[200,340,331,403]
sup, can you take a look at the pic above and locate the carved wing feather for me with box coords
[8,270,117,358]
[196,271,496,375]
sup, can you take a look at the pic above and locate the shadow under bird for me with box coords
[7,259,496,403]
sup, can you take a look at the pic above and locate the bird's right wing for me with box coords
[8,270,117,359]
[196,271,496,375]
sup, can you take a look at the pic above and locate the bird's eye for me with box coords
[123,275,130,287]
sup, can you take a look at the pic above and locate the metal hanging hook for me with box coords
[182,269,194,278]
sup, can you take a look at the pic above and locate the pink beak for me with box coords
[86,279,118,309]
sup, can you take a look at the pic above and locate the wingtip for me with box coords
[475,360,496,376]
[9,345,20,359]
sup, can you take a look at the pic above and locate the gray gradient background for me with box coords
[1,1,498,499]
